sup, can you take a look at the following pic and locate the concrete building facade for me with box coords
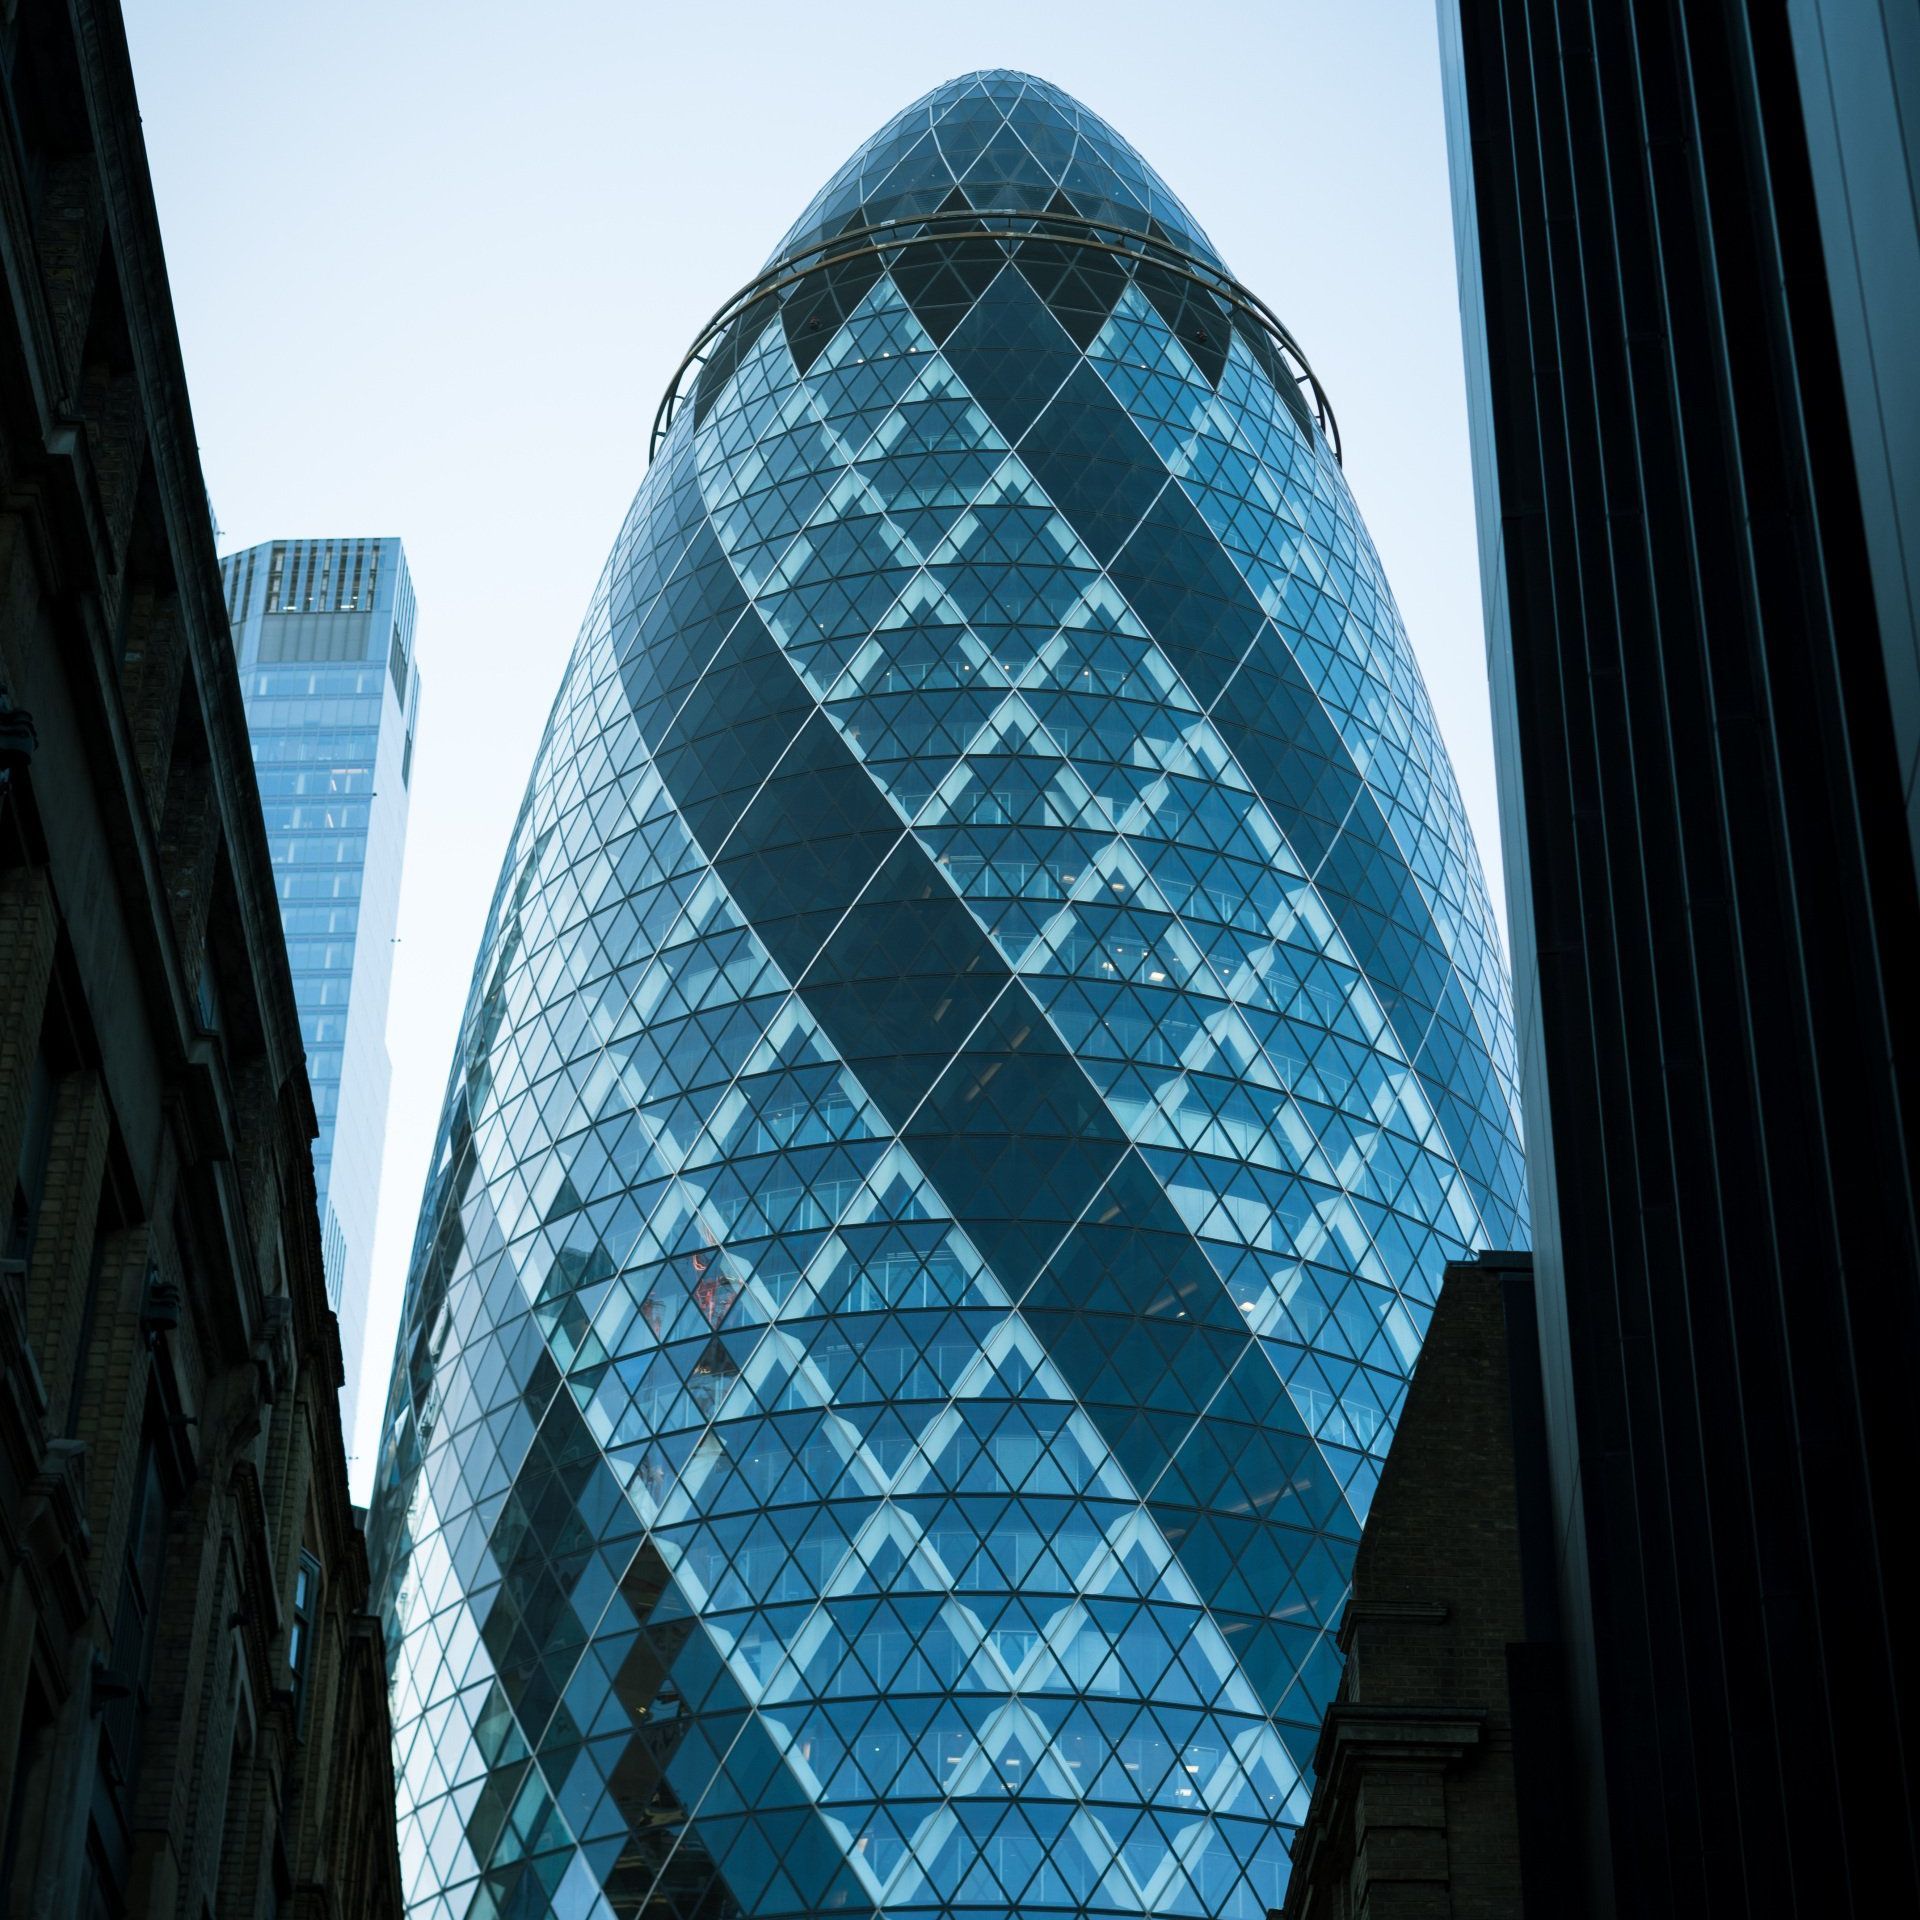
[0,1,402,1914]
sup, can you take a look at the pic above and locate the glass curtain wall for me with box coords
[224,535,420,1453]
[371,73,1525,1920]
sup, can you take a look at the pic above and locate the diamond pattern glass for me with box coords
[369,70,1527,1920]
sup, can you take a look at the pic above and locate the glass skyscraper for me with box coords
[371,73,1524,1920]
[224,535,421,1453]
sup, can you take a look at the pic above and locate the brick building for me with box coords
[0,2,401,1914]
[1283,1253,1566,1919]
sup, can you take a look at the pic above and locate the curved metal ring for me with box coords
[650,208,1342,464]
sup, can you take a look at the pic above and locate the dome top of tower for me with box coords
[766,69,1227,276]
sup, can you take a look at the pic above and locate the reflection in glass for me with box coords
[370,70,1525,1920]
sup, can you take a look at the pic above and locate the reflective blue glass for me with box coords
[224,534,421,1452]
[370,71,1525,1920]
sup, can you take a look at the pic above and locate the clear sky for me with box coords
[124,0,1498,1498]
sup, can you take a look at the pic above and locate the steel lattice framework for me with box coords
[370,69,1525,1920]
[652,209,1341,463]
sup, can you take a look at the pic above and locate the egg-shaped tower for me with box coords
[371,71,1525,1920]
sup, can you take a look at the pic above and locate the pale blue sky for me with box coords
[125,0,1495,1496]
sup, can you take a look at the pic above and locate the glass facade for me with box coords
[224,535,421,1455]
[370,72,1525,1920]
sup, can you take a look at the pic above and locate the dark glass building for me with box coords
[1438,3,1920,1913]
[370,72,1525,1919]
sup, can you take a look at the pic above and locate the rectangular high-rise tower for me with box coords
[221,535,420,1457]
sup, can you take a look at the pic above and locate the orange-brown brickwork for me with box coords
[0,2,403,1915]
